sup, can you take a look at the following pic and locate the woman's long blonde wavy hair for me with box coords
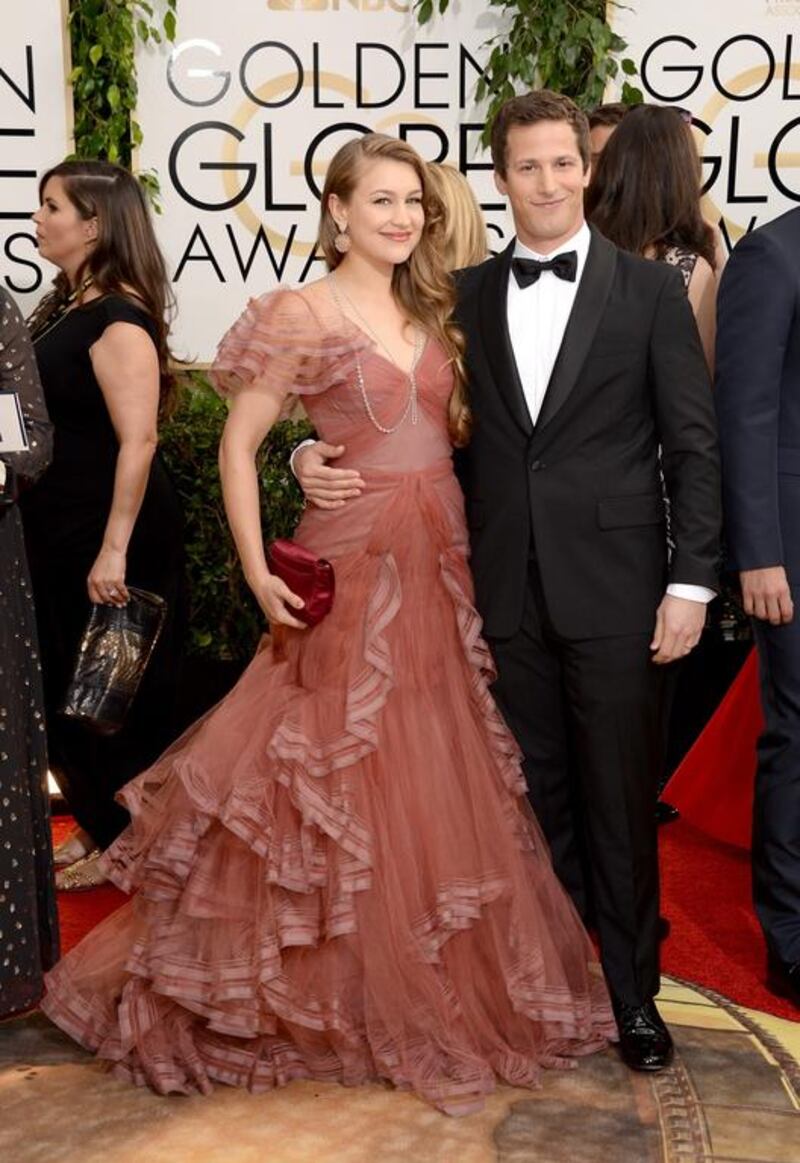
[319,134,470,446]
[425,162,489,271]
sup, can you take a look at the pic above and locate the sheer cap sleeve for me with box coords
[0,288,52,490]
[210,286,370,410]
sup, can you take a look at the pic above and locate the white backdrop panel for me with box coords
[135,2,512,363]
[610,0,800,246]
[0,0,71,308]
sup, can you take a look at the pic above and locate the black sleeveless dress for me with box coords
[21,295,186,849]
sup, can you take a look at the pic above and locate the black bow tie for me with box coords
[512,251,578,289]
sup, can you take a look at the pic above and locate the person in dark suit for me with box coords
[453,90,721,1068]
[715,208,800,1009]
[295,91,722,1069]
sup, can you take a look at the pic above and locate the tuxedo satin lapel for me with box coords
[535,229,618,432]
[478,242,534,437]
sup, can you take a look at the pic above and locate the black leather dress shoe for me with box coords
[766,958,800,1008]
[655,800,680,824]
[613,999,674,1071]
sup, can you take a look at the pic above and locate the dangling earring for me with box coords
[334,224,351,254]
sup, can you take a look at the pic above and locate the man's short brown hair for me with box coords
[490,90,591,178]
[588,102,630,131]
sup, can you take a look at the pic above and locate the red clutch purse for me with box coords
[266,539,335,626]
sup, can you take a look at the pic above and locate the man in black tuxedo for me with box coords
[715,209,800,1009]
[295,92,721,1068]
[452,91,720,1069]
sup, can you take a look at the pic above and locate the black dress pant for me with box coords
[752,584,800,966]
[487,561,667,1007]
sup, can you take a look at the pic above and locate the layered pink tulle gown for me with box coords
[42,286,616,1114]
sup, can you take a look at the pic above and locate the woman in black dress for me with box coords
[0,288,58,1015]
[585,103,719,371]
[21,161,185,889]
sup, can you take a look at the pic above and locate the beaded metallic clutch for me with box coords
[60,586,167,735]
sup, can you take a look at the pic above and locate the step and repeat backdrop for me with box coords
[612,0,800,251]
[1,0,71,311]
[3,1,800,358]
[133,1,507,361]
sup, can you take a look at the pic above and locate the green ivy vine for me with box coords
[415,0,642,139]
[67,0,177,195]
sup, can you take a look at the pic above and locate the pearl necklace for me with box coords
[328,272,421,435]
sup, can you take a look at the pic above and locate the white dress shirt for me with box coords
[507,222,591,425]
[506,222,713,606]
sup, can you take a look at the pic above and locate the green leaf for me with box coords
[622,81,644,105]
[107,83,120,110]
[622,57,637,76]
[89,43,103,66]
[164,10,177,41]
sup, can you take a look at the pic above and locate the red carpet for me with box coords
[657,651,796,1020]
[52,814,797,1023]
[658,818,796,1021]
[51,818,127,956]
[666,649,761,849]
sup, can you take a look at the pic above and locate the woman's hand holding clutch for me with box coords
[87,546,129,607]
[253,572,308,630]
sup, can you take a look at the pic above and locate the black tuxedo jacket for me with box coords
[715,207,800,584]
[454,229,721,640]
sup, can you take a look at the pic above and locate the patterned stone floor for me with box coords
[0,978,797,1163]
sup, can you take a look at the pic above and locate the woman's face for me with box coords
[329,158,425,268]
[32,177,97,278]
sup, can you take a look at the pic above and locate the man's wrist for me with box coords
[666,583,715,604]
[289,439,316,479]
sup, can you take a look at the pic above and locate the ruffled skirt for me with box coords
[42,466,616,1113]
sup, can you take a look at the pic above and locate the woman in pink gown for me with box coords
[42,134,615,1114]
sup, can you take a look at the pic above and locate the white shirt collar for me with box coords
[513,221,591,263]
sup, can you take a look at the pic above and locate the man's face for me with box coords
[495,120,590,254]
[589,122,617,168]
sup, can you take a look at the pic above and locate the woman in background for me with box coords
[0,288,58,1015]
[21,161,185,889]
[426,162,489,270]
[586,103,718,371]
